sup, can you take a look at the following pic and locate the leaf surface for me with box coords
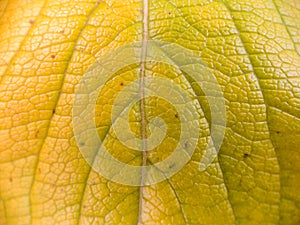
[0,0,299,224]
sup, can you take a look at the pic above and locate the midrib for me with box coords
[137,0,149,224]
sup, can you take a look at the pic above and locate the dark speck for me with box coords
[52,109,56,114]
[79,142,85,147]
[51,54,56,59]
[175,113,178,118]
[243,153,249,158]
[120,82,124,86]
[169,163,175,169]
[184,141,189,149]
[29,20,34,25]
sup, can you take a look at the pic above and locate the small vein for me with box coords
[221,0,276,143]
[220,0,281,221]
[271,0,300,57]
[0,0,46,82]
[164,178,189,224]
[146,161,189,224]
[27,2,101,225]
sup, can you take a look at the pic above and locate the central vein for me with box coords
[137,0,149,223]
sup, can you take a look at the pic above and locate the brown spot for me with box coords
[169,163,175,169]
[184,141,189,149]
[52,109,56,114]
[120,82,124,86]
[29,20,34,25]
[243,153,249,158]
[51,54,56,59]
[175,113,178,118]
[9,177,13,182]
[59,29,65,34]
[276,131,280,134]
[79,142,85,147]
[38,167,42,173]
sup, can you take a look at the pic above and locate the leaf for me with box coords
[0,0,299,224]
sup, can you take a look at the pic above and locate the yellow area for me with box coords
[0,0,299,224]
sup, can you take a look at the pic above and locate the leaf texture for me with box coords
[0,0,299,224]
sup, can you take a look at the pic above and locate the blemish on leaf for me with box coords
[52,109,56,114]
[175,113,178,118]
[169,163,175,169]
[120,82,124,86]
[184,141,189,149]
[243,153,249,158]
[79,142,85,147]
[29,20,34,25]
[9,177,13,182]
[51,54,56,59]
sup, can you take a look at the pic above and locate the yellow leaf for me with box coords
[0,0,299,224]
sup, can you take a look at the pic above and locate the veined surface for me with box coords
[0,0,299,224]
